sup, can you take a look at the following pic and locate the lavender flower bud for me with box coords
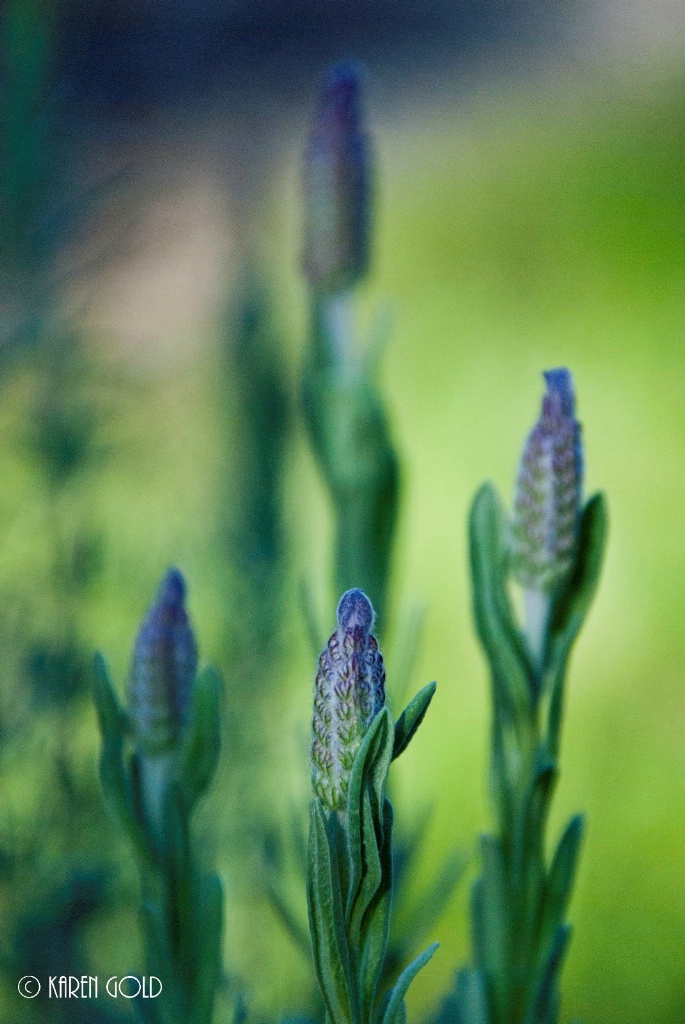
[128,568,198,754]
[303,61,372,294]
[510,369,583,592]
[311,588,385,811]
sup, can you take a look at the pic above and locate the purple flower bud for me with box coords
[302,61,372,294]
[510,369,583,592]
[311,589,385,811]
[128,568,198,754]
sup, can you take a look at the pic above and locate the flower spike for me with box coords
[303,61,372,294]
[311,588,385,811]
[510,368,583,593]
[127,567,198,754]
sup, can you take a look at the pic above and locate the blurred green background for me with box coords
[0,1,684,1022]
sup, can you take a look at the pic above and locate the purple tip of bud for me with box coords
[542,367,575,420]
[336,588,374,635]
[302,60,372,293]
[156,566,186,608]
[318,61,364,135]
[510,368,583,592]
[311,588,385,811]
[128,567,198,753]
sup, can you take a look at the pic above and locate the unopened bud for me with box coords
[311,588,385,811]
[510,369,583,592]
[128,568,198,754]
[303,61,372,294]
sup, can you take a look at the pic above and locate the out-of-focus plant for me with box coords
[438,369,607,1024]
[265,63,464,1015]
[307,587,439,1024]
[0,3,122,1008]
[94,569,224,1024]
[214,272,293,1015]
[219,270,290,673]
[0,0,84,355]
[301,62,399,629]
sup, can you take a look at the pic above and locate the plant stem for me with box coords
[523,588,551,683]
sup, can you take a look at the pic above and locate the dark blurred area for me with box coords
[59,0,564,114]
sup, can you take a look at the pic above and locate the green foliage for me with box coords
[307,700,439,1024]
[442,483,607,1024]
[93,653,224,1024]
[219,273,290,664]
[302,297,400,628]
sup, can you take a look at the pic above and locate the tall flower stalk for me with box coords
[93,569,223,1024]
[450,370,607,1024]
[267,65,463,1015]
[306,588,439,1024]
[301,63,399,627]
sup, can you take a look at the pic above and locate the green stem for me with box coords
[523,588,551,683]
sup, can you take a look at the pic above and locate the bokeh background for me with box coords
[0,1,684,1022]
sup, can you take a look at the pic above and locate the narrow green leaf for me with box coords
[189,873,223,1024]
[368,710,395,820]
[349,786,383,949]
[545,494,607,756]
[478,835,511,1022]
[525,924,571,1024]
[454,969,490,1024]
[92,654,152,868]
[392,682,436,760]
[139,887,183,1024]
[381,943,439,1024]
[346,708,393,917]
[549,494,608,647]
[517,758,558,963]
[470,877,487,974]
[360,799,393,1022]
[93,652,125,739]
[469,484,534,727]
[540,815,584,948]
[161,776,191,888]
[489,717,513,838]
[307,801,358,1024]
[178,666,222,812]
[518,758,557,878]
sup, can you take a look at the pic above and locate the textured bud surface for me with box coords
[311,589,385,811]
[303,61,371,293]
[510,369,583,592]
[128,568,198,753]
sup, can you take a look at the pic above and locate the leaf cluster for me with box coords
[307,686,438,1024]
[443,484,607,1024]
[301,298,399,627]
[93,655,223,1024]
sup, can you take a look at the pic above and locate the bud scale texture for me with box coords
[311,589,385,811]
[128,568,198,753]
[510,368,583,592]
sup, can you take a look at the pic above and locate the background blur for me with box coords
[0,1,684,1022]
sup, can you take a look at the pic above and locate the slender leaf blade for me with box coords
[392,682,436,761]
[307,801,358,1024]
[381,943,439,1024]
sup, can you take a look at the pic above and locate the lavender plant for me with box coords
[446,369,607,1024]
[301,62,399,627]
[266,64,463,1013]
[93,569,223,1024]
[307,587,439,1024]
